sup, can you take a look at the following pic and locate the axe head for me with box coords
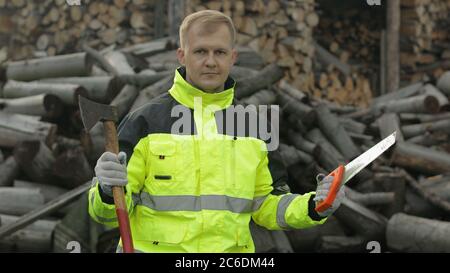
[78,95,118,131]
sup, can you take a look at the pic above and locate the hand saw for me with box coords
[315,131,397,213]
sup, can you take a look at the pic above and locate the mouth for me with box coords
[202,72,219,75]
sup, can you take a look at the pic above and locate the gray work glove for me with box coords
[313,173,346,218]
[94,151,128,197]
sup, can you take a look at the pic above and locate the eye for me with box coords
[195,49,206,54]
[216,50,227,55]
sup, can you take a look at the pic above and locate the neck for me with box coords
[185,75,224,93]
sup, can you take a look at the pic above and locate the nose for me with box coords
[205,52,217,68]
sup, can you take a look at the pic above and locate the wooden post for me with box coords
[380,29,386,95]
[168,0,185,41]
[154,0,165,39]
[386,0,400,93]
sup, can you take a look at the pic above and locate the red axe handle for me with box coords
[104,120,134,253]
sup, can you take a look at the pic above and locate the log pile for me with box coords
[0,38,176,252]
[400,0,450,83]
[0,40,449,252]
[312,6,378,107]
[0,0,168,61]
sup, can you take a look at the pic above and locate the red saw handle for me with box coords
[315,165,345,213]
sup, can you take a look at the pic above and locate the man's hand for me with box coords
[313,174,346,217]
[94,151,128,197]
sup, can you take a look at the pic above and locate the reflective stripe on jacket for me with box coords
[88,67,326,253]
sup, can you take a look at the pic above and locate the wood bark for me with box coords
[14,140,56,184]
[53,146,93,189]
[241,89,276,107]
[334,198,388,240]
[14,180,69,203]
[0,188,45,216]
[0,156,19,187]
[39,76,124,103]
[0,112,57,148]
[286,129,320,157]
[0,214,57,253]
[436,71,450,96]
[3,80,88,105]
[277,92,315,125]
[315,103,361,160]
[376,94,439,114]
[316,236,366,253]
[0,94,63,118]
[387,213,450,252]
[235,64,284,99]
[6,52,93,81]
[392,142,450,174]
[386,0,400,93]
[130,75,173,112]
[402,119,450,139]
[377,113,404,142]
[372,82,423,106]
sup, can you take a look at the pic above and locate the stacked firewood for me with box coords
[312,6,378,107]
[1,39,450,252]
[400,0,450,83]
[0,0,168,61]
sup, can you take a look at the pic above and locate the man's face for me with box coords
[177,22,237,93]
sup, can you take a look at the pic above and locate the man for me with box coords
[89,10,345,253]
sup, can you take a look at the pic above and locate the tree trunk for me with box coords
[3,80,88,105]
[5,52,93,81]
[14,140,56,184]
[235,64,284,99]
[53,146,94,189]
[286,129,320,157]
[14,180,69,203]
[316,236,366,253]
[0,94,63,118]
[372,82,423,106]
[130,75,173,112]
[315,103,361,160]
[376,94,440,114]
[0,112,57,148]
[387,213,450,252]
[0,214,57,253]
[0,188,45,216]
[377,113,404,141]
[334,198,388,241]
[39,76,124,103]
[436,71,450,96]
[0,156,19,187]
[402,118,450,139]
[392,142,450,174]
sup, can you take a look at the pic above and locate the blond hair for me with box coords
[179,10,236,49]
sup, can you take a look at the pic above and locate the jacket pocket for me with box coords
[135,209,190,246]
[148,139,179,182]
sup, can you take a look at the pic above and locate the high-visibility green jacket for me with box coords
[88,67,327,253]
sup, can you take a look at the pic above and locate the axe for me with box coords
[78,95,134,253]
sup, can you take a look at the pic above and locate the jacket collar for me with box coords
[169,66,235,110]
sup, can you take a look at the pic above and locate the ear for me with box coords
[231,48,238,65]
[176,48,185,66]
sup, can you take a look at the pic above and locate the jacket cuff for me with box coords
[98,183,115,205]
[308,194,327,221]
